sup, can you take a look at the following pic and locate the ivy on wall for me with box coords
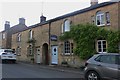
[59,24,120,60]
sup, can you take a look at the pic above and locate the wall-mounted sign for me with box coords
[51,35,57,41]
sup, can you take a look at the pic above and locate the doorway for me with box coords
[51,46,58,64]
[36,48,40,64]
[42,43,49,65]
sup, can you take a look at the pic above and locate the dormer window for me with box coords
[96,11,105,26]
[63,20,70,32]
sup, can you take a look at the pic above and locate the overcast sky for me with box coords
[0,0,111,31]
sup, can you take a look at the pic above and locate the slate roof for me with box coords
[1,24,28,34]
[2,2,117,34]
[9,24,28,34]
[29,2,117,28]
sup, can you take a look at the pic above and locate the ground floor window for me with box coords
[27,45,33,56]
[64,41,73,55]
[97,40,107,53]
[16,46,21,56]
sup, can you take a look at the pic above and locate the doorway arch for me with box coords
[42,43,49,65]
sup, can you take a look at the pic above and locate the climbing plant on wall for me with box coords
[59,23,120,60]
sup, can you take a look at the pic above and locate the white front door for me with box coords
[51,46,58,64]
[36,48,40,63]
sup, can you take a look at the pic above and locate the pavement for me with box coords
[17,61,84,74]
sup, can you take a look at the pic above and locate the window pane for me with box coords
[97,40,107,53]
[109,55,116,64]
[98,49,102,52]
[64,20,70,32]
[100,55,109,63]
[100,55,116,64]
[96,11,105,26]
[103,49,106,52]
[95,56,101,62]
[103,41,106,45]
[98,45,101,48]
[101,15,105,24]
[97,16,100,25]
[64,41,70,53]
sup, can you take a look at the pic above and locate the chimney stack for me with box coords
[40,15,46,23]
[91,0,98,6]
[19,18,25,24]
[5,21,10,30]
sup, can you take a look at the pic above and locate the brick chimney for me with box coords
[40,15,46,23]
[19,18,25,24]
[91,0,98,6]
[4,21,10,30]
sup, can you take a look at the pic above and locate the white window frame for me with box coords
[97,40,107,53]
[29,30,33,40]
[17,33,21,42]
[2,33,5,39]
[64,20,70,32]
[96,12,105,26]
[64,41,73,55]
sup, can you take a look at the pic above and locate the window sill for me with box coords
[98,52,107,54]
[97,24,105,27]
[61,53,73,56]
[106,23,111,26]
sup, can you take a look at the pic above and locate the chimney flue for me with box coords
[91,0,98,6]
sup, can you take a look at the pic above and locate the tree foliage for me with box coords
[60,23,120,59]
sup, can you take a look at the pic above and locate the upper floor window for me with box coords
[2,33,5,39]
[63,20,70,32]
[17,33,21,42]
[96,11,105,26]
[29,30,33,40]
[97,40,107,53]
[106,12,110,25]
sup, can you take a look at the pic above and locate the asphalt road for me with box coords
[1,62,84,79]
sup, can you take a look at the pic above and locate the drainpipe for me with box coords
[48,21,51,65]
